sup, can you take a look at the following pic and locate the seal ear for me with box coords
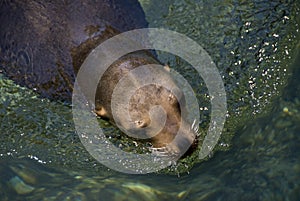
[164,64,171,72]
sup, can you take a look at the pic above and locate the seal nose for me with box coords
[150,118,198,159]
[180,120,199,158]
[175,120,198,155]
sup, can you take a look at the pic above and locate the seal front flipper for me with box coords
[95,105,109,119]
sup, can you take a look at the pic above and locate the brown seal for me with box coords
[91,50,198,156]
[0,0,198,157]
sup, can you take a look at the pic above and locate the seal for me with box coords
[93,51,198,156]
[0,0,198,157]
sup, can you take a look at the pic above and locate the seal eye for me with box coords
[134,120,147,128]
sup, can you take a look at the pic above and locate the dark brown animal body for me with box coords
[0,0,196,156]
[0,0,148,101]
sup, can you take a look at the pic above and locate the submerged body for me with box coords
[0,0,196,156]
[0,0,148,101]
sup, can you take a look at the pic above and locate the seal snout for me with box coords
[149,118,198,158]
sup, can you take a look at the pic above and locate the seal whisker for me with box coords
[191,119,197,130]
[194,125,199,133]
[150,144,181,157]
[149,147,169,157]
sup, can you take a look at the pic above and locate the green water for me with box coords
[1,0,300,200]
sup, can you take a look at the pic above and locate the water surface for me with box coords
[0,0,299,200]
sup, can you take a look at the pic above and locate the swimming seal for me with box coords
[0,0,197,157]
[93,51,198,156]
